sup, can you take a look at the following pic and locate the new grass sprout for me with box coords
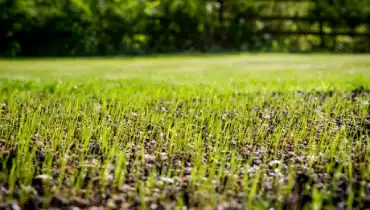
[0,54,369,210]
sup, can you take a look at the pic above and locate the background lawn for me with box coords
[0,54,370,210]
[1,54,370,89]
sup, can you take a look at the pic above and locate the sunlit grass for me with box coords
[0,54,370,209]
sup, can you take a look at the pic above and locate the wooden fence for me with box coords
[206,0,370,51]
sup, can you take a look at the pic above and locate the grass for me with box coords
[0,54,370,210]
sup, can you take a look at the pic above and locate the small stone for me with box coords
[106,173,114,181]
[160,177,174,184]
[111,194,124,204]
[5,201,21,210]
[150,203,158,209]
[253,159,262,165]
[144,154,156,162]
[34,174,52,181]
[268,160,281,167]
[159,152,168,161]
[120,203,130,210]
[119,184,131,192]
[239,147,249,155]
[337,202,345,209]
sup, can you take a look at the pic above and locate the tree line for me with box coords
[1,0,369,56]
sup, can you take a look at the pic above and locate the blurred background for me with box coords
[1,0,369,57]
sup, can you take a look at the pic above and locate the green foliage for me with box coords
[1,0,369,56]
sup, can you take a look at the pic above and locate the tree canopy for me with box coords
[1,0,369,56]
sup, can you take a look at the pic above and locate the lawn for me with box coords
[0,54,370,210]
